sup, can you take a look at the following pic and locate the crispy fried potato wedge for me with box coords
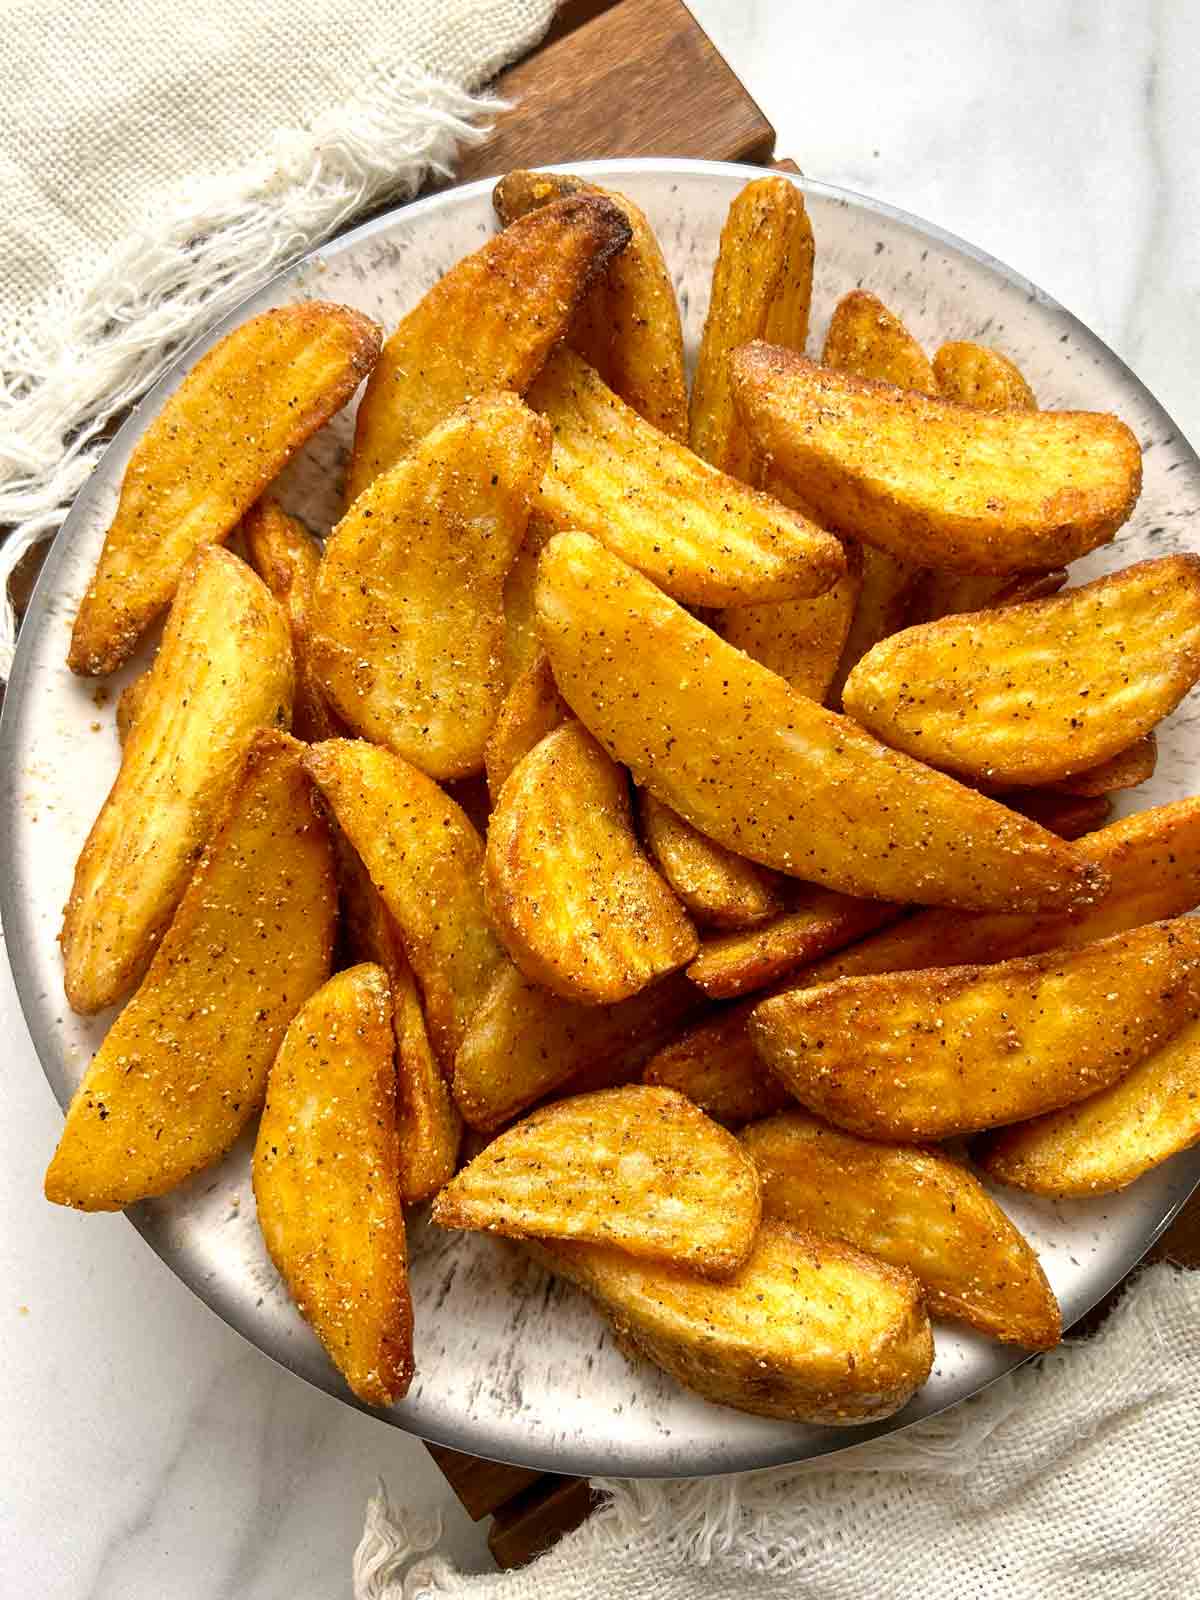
[61,546,294,1013]
[114,670,150,746]
[821,290,938,395]
[1007,789,1113,839]
[484,649,571,803]
[69,304,379,675]
[643,1007,792,1127]
[501,511,558,687]
[742,1112,1060,1348]
[243,499,341,743]
[732,343,1142,574]
[452,964,704,1130]
[253,964,413,1405]
[304,739,504,1069]
[687,891,904,1000]
[485,720,698,1002]
[434,1085,760,1275]
[977,1015,1200,1196]
[493,170,687,442]
[638,791,785,930]
[314,394,550,780]
[844,557,1200,786]
[536,532,1106,912]
[1049,733,1157,797]
[46,733,336,1210]
[828,545,921,708]
[934,341,1037,411]
[348,195,629,498]
[752,918,1200,1141]
[529,1221,932,1423]
[529,349,845,608]
[690,176,814,483]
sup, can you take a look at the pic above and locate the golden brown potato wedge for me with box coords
[253,964,413,1406]
[742,1112,1060,1348]
[536,532,1106,913]
[452,964,704,1131]
[485,720,697,1002]
[45,733,336,1210]
[493,170,687,442]
[528,1221,932,1423]
[69,304,380,676]
[242,498,341,743]
[1049,733,1157,797]
[61,546,294,1014]
[976,1015,1200,1196]
[732,343,1142,574]
[1006,789,1113,840]
[313,393,550,781]
[827,545,922,708]
[348,196,629,498]
[686,891,904,1000]
[934,341,1037,411]
[643,1007,792,1127]
[529,348,846,608]
[843,557,1200,786]
[638,791,785,930]
[434,1085,761,1276]
[304,739,504,1070]
[484,649,571,803]
[114,670,150,746]
[821,290,938,395]
[501,510,558,687]
[690,176,814,483]
[752,918,1200,1141]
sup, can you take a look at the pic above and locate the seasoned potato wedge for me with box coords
[61,546,294,1013]
[484,649,571,803]
[1049,733,1157,797]
[844,557,1200,786]
[485,721,698,1002]
[452,964,704,1131]
[644,1007,792,1126]
[528,1221,932,1423]
[529,349,845,608]
[687,891,904,1000]
[638,791,785,930]
[348,196,630,499]
[732,343,1142,574]
[46,733,336,1210]
[435,1085,761,1275]
[821,290,938,395]
[742,1112,1060,1348]
[752,918,1200,1140]
[1007,790,1113,839]
[253,964,413,1406]
[828,545,921,708]
[977,1015,1200,1197]
[114,670,150,746]
[304,739,504,1069]
[242,499,341,743]
[69,304,379,675]
[934,341,1037,411]
[717,542,863,703]
[690,176,814,483]
[313,393,550,780]
[536,533,1106,913]
[501,511,557,687]
[493,170,687,441]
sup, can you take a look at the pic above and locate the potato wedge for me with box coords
[485,720,698,1002]
[732,343,1142,574]
[934,341,1037,411]
[643,1007,792,1126]
[536,532,1105,913]
[843,557,1200,786]
[434,1085,760,1275]
[69,304,379,675]
[686,891,904,1000]
[827,545,921,707]
[452,964,704,1130]
[304,739,504,1069]
[821,290,938,395]
[638,791,785,930]
[501,510,557,687]
[348,196,630,499]
[1006,790,1113,840]
[977,1015,1200,1196]
[253,964,413,1406]
[61,546,294,1014]
[242,499,341,743]
[484,649,571,803]
[528,1221,932,1423]
[493,170,687,442]
[742,1112,1059,1348]
[46,733,336,1210]
[529,348,845,608]
[1049,733,1157,797]
[313,393,550,780]
[114,670,150,746]
[752,918,1200,1141]
[690,176,814,483]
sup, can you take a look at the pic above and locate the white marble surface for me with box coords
[3,3,1198,1595]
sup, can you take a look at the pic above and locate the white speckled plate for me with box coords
[4,160,1200,1478]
